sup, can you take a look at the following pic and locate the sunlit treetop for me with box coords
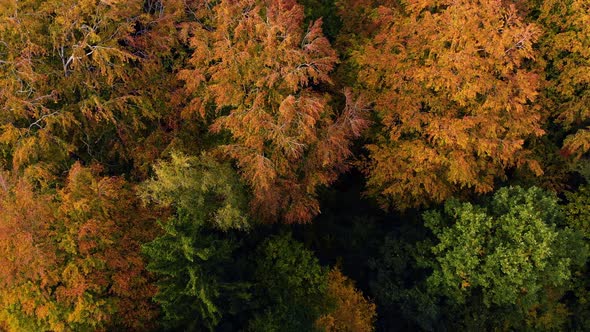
[355,0,544,209]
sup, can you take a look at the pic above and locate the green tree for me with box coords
[140,153,252,330]
[563,184,590,330]
[142,213,249,331]
[369,225,441,331]
[140,153,250,231]
[248,233,332,332]
[423,186,587,329]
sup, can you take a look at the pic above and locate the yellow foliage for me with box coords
[539,0,590,158]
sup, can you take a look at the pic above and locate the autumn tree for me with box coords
[0,0,183,180]
[354,0,544,209]
[536,0,590,158]
[179,0,367,223]
[55,164,159,330]
[334,0,396,47]
[512,0,590,192]
[298,0,342,41]
[316,268,377,332]
[0,172,57,331]
[0,164,158,331]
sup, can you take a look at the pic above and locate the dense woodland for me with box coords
[0,0,589,331]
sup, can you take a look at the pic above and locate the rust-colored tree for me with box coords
[0,172,58,331]
[354,0,544,209]
[0,164,158,331]
[179,0,367,223]
[316,268,377,332]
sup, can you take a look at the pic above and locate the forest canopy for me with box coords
[0,0,589,331]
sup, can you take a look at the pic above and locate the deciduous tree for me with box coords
[249,233,331,331]
[0,164,158,331]
[316,268,377,332]
[0,172,57,331]
[355,0,544,209]
[0,0,181,179]
[140,153,252,330]
[179,0,367,223]
[536,0,590,159]
[424,186,587,329]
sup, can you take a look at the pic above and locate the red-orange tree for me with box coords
[354,0,544,209]
[316,268,377,332]
[0,172,57,331]
[179,0,367,223]
[0,164,158,331]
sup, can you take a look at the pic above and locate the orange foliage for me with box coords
[316,268,377,332]
[0,171,57,307]
[180,0,368,223]
[355,0,544,209]
[0,0,183,180]
[0,164,158,331]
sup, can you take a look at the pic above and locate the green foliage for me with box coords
[142,213,250,331]
[141,152,252,330]
[564,185,590,239]
[141,152,250,231]
[369,226,442,331]
[369,186,588,330]
[424,186,587,328]
[250,233,332,332]
[563,185,590,330]
[139,154,348,330]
